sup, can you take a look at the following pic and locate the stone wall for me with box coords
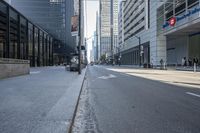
[0,58,30,79]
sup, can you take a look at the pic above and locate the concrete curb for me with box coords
[67,66,88,133]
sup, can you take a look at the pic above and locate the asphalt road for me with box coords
[73,65,200,133]
[0,66,85,133]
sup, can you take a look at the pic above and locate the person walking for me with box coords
[188,58,192,67]
[182,57,185,66]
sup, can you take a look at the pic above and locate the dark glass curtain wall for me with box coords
[0,0,54,67]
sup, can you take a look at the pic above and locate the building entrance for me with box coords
[166,33,200,66]
[189,33,200,65]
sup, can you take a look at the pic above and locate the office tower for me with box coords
[99,0,118,58]
[118,0,125,47]
[7,0,76,49]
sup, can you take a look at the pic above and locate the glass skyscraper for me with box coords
[6,0,76,49]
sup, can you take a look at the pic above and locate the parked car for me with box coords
[90,61,94,66]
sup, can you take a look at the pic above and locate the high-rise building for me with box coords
[120,0,200,67]
[99,0,118,58]
[96,11,100,61]
[6,0,76,50]
[118,0,125,47]
[120,0,151,66]
[0,0,55,67]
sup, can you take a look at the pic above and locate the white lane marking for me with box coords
[186,92,200,98]
[30,71,41,74]
[98,74,117,79]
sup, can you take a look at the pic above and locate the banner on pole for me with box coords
[71,15,78,36]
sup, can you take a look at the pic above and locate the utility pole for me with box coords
[110,0,114,65]
[78,0,82,74]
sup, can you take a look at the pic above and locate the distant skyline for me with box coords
[84,0,121,62]
[84,1,99,62]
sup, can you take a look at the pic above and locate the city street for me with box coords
[0,66,86,133]
[72,65,200,133]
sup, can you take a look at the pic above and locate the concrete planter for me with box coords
[0,58,30,79]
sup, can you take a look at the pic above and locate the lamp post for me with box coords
[110,0,114,65]
[78,0,82,74]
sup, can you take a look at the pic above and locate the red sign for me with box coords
[169,17,176,26]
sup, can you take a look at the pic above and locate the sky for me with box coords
[84,1,99,62]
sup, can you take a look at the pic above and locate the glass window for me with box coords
[9,9,18,59]
[20,17,27,59]
[0,1,7,58]
[39,31,43,66]
[0,1,7,13]
[43,34,47,66]
[28,23,33,65]
[34,27,39,66]
[46,36,49,65]
[188,0,199,8]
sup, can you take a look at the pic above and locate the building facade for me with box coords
[158,0,200,66]
[119,0,200,67]
[118,0,125,47]
[6,0,76,64]
[119,0,151,66]
[99,0,118,58]
[0,0,54,66]
[96,11,100,61]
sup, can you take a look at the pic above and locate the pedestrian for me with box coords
[160,59,164,69]
[182,57,185,66]
[193,57,197,65]
[193,57,199,66]
[184,57,187,66]
[188,58,192,67]
[193,57,198,72]
[118,58,121,66]
[196,57,198,65]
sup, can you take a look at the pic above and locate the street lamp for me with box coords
[78,0,82,74]
[110,0,114,66]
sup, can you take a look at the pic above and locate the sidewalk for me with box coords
[105,65,200,89]
[0,66,86,133]
[169,66,200,72]
[110,64,200,72]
